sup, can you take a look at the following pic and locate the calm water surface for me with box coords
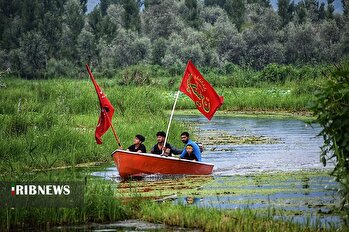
[180,115,332,175]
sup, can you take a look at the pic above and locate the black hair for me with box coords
[181,132,189,137]
[135,134,145,142]
[156,131,166,137]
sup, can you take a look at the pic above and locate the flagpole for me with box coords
[163,90,180,154]
[105,113,122,148]
[85,64,122,147]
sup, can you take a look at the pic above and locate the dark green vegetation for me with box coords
[0,0,348,78]
[310,59,349,224]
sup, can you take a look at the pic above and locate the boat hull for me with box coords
[112,149,214,178]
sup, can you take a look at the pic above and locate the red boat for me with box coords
[111,149,214,178]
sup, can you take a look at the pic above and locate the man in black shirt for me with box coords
[127,134,146,153]
[151,131,182,156]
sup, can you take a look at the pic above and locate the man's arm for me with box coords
[169,144,182,155]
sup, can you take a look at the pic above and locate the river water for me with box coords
[180,115,333,174]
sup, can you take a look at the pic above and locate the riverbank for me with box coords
[171,109,314,121]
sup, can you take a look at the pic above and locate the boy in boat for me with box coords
[127,134,146,153]
[151,131,182,156]
[182,144,199,161]
[179,132,202,161]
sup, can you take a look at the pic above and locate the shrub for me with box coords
[310,59,349,223]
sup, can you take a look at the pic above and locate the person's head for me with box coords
[181,132,190,144]
[185,144,193,154]
[134,134,145,145]
[156,131,166,143]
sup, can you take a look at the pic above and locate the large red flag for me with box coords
[179,60,224,120]
[85,64,115,144]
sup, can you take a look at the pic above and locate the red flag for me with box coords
[85,64,115,144]
[179,60,224,120]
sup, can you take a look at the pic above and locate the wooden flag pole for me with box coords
[105,112,122,148]
[163,91,180,153]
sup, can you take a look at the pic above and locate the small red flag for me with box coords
[86,64,115,144]
[179,60,224,120]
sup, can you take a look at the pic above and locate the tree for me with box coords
[99,29,150,68]
[88,6,104,39]
[319,20,341,62]
[143,0,184,40]
[162,33,186,68]
[181,0,202,29]
[278,0,292,27]
[294,1,307,24]
[228,0,246,31]
[244,7,285,69]
[343,0,349,17]
[0,0,22,49]
[122,0,141,32]
[318,2,326,21]
[19,31,48,78]
[77,28,97,65]
[283,22,321,64]
[326,0,335,19]
[247,0,271,8]
[80,0,88,13]
[60,0,85,62]
[151,38,167,65]
[204,0,246,31]
[339,21,349,56]
[100,3,125,42]
[200,5,227,25]
[100,0,119,16]
[213,18,245,64]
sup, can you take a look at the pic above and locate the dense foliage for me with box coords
[0,0,348,78]
[311,59,349,223]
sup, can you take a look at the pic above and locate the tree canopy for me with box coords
[0,0,348,78]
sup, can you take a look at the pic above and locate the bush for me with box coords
[259,63,294,83]
[310,59,349,223]
[117,65,151,86]
[46,58,76,78]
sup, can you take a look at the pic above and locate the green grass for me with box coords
[0,179,132,230]
[139,201,342,232]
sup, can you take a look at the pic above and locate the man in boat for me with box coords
[151,131,182,156]
[179,132,202,161]
[127,134,146,153]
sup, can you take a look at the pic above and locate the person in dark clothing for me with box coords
[127,134,146,153]
[151,131,182,156]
